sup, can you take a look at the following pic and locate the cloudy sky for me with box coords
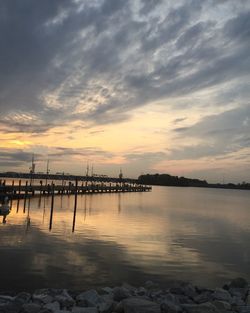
[0,0,250,182]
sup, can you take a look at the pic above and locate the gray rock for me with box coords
[97,300,114,313]
[15,292,31,304]
[72,308,98,313]
[229,288,247,299]
[246,295,250,305]
[0,295,14,304]
[183,302,220,313]
[231,295,245,307]
[113,301,124,313]
[37,309,53,313]
[161,293,179,305]
[100,294,113,303]
[182,284,198,299]
[101,288,113,295]
[21,303,41,313]
[76,290,103,307]
[122,283,136,294]
[43,301,60,312]
[237,306,250,313]
[161,300,182,313]
[113,287,130,302]
[176,295,194,304]
[0,301,22,313]
[150,290,163,300]
[136,287,147,296]
[212,300,231,311]
[212,288,233,303]
[145,281,159,290]
[194,291,213,304]
[122,297,161,313]
[54,290,75,309]
[32,294,53,305]
[169,287,184,295]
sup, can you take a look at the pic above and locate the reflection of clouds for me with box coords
[1,187,250,288]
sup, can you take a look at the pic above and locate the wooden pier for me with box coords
[0,178,151,200]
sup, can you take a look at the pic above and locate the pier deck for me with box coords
[0,181,151,200]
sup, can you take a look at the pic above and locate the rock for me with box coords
[43,301,60,312]
[176,295,194,304]
[145,281,159,290]
[183,302,220,313]
[182,284,198,299]
[21,303,41,313]
[37,309,53,313]
[76,290,103,307]
[113,287,130,302]
[212,300,231,311]
[15,292,31,304]
[32,294,53,305]
[169,286,184,295]
[160,300,182,313]
[54,290,75,309]
[97,300,114,313]
[0,295,14,304]
[113,301,124,313]
[136,287,147,296]
[0,301,22,313]
[101,288,113,295]
[229,278,248,289]
[237,306,250,313]
[71,308,98,313]
[150,290,163,300]
[122,297,161,313]
[229,288,248,299]
[212,288,233,303]
[246,295,250,305]
[163,293,179,304]
[194,291,213,304]
[231,295,245,306]
[122,283,136,294]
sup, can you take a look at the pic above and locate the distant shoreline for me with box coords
[138,174,250,191]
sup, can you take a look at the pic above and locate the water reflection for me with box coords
[0,186,250,291]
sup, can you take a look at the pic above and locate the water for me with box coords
[0,185,250,291]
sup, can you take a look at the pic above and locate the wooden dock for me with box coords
[0,179,151,200]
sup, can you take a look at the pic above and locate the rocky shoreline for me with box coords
[0,278,250,313]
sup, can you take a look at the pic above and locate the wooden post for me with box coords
[49,183,55,230]
[23,181,28,213]
[16,180,21,213]
[72,179,78,232]
[40,180,43,196]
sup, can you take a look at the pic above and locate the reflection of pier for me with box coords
[0,178,151,200]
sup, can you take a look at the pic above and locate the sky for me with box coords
[0,0,250,183]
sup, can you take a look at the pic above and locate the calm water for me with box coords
[1,185,250,291]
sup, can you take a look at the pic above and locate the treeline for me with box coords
[138,173,250,190]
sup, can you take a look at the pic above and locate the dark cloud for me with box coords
[0,0,249,132]
[173,117,187,124]
[139,0,163,15]
[0,149,37,169]
[49,146,113,159]
[169,106,250,160]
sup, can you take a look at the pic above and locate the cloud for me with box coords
[0,0,249,133]
[169,106,250,159]
[0,146,114,170]
[0,149,37,169]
